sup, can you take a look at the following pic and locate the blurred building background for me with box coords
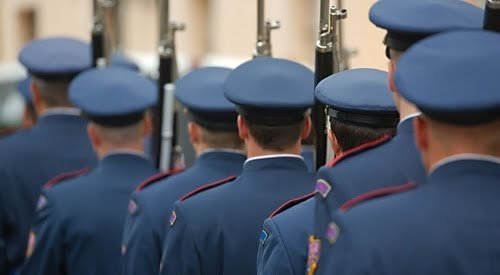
[0,0,485,128]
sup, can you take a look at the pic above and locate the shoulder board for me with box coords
[44,168,91,189]
[180,175,237,202]
[340,182,417,213]
[269,192,315,218]
[135,168,184,192]
[326,135,392,168]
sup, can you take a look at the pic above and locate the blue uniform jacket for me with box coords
[160,156,316,275]
[19,152,157,275]
[257,195,315,275]
[313,117,426,253]
[317,157,500,274]
[0,113,97,271]
[121,151,246,275]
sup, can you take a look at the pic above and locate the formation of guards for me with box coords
[1,0,500,274]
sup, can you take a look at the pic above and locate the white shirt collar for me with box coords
[40,107,81,118]
[244,154,304,165]
[398,112,421,126]
[199,148,246,156]
[430,153,500,174]
[103,149,149,160]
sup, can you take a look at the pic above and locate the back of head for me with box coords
[18,37,93,110]
[175,67,243,151]
[316,68,399,153]
[395,30,500,168]
[224,58,314,152]
[70,67,157,155]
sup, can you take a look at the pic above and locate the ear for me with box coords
[388,60,398,94]
[414,116,428,153]
[301,116,312,141]
[142,114,152,137]
[30,81,43,114]
[237,115,249,140]
[87,124,101,148]
[187,122,199,144]
[327,129,342,156]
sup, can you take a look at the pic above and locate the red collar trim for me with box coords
[269,191,316,218]
[135,168,184,192]
[340,182,417,213]
[180,175,237,202]
[326,135,392,168]
[44,168,91,189]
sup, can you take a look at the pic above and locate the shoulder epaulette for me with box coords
[135,168,184,192]
[44,168,91,189]
[340,182,417,213]
[180,175,237,202]
[326,135,392,168]
[269,191,315,218]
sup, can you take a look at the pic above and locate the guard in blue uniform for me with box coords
[319,29,500,275]
[0,37,98,272]
[159,58,316,275]
[19,67,158,275]
[121,67,246,275]
[257,68,399,275]
[311,1,483,273]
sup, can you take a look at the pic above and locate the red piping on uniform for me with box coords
[269,191,316,218]
[135,168,184,191]
[326,135,392,168]
[44,168,91,189]
[339,182,417,213]
[180,175,237,201]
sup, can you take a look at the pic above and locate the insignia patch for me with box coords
[169,211,177,226]
[36,195,47,211]
[26,231,36,258]
[128,200,138,215]
[306,235,321,275]
[259,229,269,245]
[315,179,332,198]
[326,222,340,244]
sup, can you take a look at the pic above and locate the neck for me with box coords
[397,97,420,120]
[246,141,301,159]
[95,143,145,159]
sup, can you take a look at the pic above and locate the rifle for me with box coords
[152,0,185,170]
[313,3,347,170]
[484,0,500,32]
[253,0,280,58]
[91,0,106,67]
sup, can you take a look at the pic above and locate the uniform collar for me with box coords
[39,107,81,118]
[199,148,246,156]
[244,154,304,165]
[102,149,150,161]
[430,154,500,174]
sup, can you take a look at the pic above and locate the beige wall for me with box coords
[1,0,482,69]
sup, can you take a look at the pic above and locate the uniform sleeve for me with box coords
[121,193,162,275]
[18,191,65,275]
[0,167,26,270]
[159,202,201,275]
[257,218,295,275]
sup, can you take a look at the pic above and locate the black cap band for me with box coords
[189,112,238,132]
[237,107,307,126]
[384,32,429,58]
[86,112,145,127]
[328,108,399,128]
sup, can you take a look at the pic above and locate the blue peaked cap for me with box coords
[69,67,157,127]
[395,30,500,125]
[369,0,483,53]
[19,37,92,79]
[176,67,238,130]
[316,68,399,127]
[17,77,32,104]
[224,58,314,125]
